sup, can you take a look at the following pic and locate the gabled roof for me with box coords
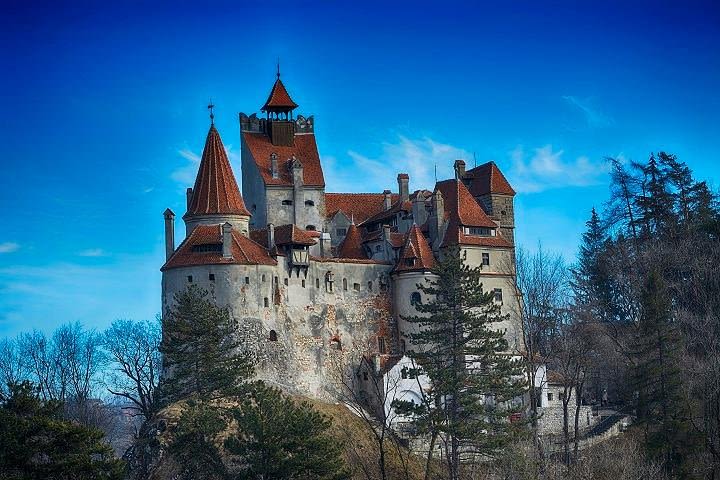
[261,77,298,112]
[434,179,513,248]
[435,179,497,229]
[337,223,366,259]
[393,224,435,273]
[162,225,276,271]
[243,132,325,187]
[185,125,250,218]
[464,161,515,197]
[360,190,431,227]
[325,193,399,223]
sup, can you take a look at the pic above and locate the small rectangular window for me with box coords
[363,371,369,381]
[547,392,553,402]
[187,275,193,283]
[208,273,215,281]
[315,278,320,288]
[378,337,386,354]
[282,200,293,206]
[367,281,372,291]
[353,283,360,291]
[284,278,289,286]
[263,297,269,307]
[262,274,266,282]
[482,252,490,266]
[302,280,306,288]
[245,277,250,285]
[494,288,503,302]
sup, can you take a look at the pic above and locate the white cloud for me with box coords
[326,136,470,193]
[508,145,609,193]
[171,149,201,185]
[0,242,19,253]
[562,95,613,127]
[77,248,107,257]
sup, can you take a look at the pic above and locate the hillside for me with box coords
[124,396,428,480]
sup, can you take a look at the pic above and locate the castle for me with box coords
[160,71,523,405]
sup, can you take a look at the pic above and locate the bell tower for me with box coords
[261,65,298,147]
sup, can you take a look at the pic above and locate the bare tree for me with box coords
[0,336,28,398]
[103,318,161,420]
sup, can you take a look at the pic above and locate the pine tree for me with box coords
[224,383,350,480]
[571,207,612,320]
[0,381,125,480]
[158,285,254,403]
[632,270,695,474]
[399,248,526,479]
[635,154,677,238]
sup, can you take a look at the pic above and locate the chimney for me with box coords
[270,153,279,179]
[186,188,193,210]
[163,208,175,260]
[291,155,303,186]
[383,189,392,210]
[222,222,233,258]
[267,223,275,250]
[397,173,409,202]
[320,232,331,258]
[412,191,427,226]
[454,159,466,180]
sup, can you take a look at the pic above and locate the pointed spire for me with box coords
[184,125,250,218]
[337,223,366,259]
[394,224,435,273]
[261,68,298,113]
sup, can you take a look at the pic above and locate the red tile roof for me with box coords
[324,193,399,223]
[434,179,513,248]
[243,132,325,187]
[185,126,250,218]
[162,225,276,270]
[251,224,317,247]
[393,224,436,273]
[337,223,366,259]
[464,161,516,197]
[261,77,298,112]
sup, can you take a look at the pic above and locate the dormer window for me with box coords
[467,227,492,236]
[191,243,223,253]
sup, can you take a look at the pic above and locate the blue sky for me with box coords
[1,1,719,337]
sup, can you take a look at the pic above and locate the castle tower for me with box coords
[183,122,251,236]
[240,70,326,232]
[392,223,436,353]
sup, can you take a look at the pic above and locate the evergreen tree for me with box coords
[224,383,349,480]
[571,207,612,320]
[632,270,695,475]
[0,381,125,480]
[635,154,677,238]
[158,285,254,403]
[398,248,526,480]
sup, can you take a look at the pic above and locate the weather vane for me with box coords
[208,99,215,125]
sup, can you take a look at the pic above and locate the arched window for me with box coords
[410,292,422,306]
[269,330,277,341]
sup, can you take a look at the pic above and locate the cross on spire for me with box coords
[208,100,215,125]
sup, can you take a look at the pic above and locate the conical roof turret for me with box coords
[184,125,250,219]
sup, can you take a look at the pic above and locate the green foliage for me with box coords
[0,381,125,480]
[225,383,349,480]
[398,247,526,474]
[159,285,254,403]
[169,399,229,480]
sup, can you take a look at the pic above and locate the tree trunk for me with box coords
[424,431,438,480]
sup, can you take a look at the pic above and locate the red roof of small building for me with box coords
[250,224,317,247]
[464,161,516,197]
[393,224,435,273]
[337,223,366,259]
[324,193,400,223]
[243,132,325,187]
[261,77,298,112]
[360,190,432,227]
[185,125,250,218]
[162,225,276,270]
